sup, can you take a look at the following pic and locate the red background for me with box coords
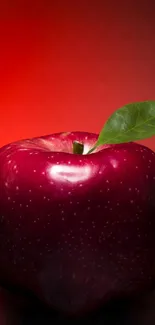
[0,1,155,150]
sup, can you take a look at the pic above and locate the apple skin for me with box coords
[0,131,155,315]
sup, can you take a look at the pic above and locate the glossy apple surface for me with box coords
[0,131,155,315]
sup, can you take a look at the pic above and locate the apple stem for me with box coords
[73,141,84,154]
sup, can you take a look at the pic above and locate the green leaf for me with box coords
[88,100,155,153]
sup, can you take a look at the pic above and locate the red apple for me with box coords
[0,129,155,315]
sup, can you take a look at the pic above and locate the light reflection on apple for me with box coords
[47,164,92,183]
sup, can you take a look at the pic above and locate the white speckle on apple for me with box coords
[146,175,149,179]
[60,188,64,191]
[87,207,91,210]
[124,158,127,161]
[79,184,83,187]
[8,197,11,200]
[100,190,103,193]
[107,188,110,192]
[16,186,19,190]
[73,212,77,216]
[43,196,46,200]
[68,192,71,195]
[68,161,71,164]
[97,205,101,208]
[26,205,29,208]
[136,166,139,169]
[33,169,36,173]
[20,203,22,207]
[29,189,32,193]
[8,160,11,164]
[33,220,37,223]
[106,180,109,183]
[129,188,132,191]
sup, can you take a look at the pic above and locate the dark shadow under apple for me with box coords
[21,289,155,325]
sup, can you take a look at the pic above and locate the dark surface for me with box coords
[21,291,155,325]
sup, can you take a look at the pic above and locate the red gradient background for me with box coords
[0,1,155,150]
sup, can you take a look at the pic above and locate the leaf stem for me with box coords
[87,144,98,154]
